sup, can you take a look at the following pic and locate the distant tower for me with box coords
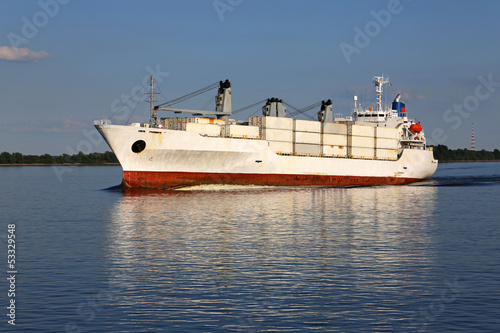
[470,123,476,150]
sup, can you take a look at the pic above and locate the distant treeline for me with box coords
[0,151,118,165]
[431,145,500,161]
[2,147,499,164]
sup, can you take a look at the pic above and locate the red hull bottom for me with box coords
[122,171,421,189]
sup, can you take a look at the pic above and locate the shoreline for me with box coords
[438,160,500,163]
[0,163,120,166]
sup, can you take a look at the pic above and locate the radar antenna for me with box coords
[372,75,389,112]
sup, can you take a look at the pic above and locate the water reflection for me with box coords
[102,184,438,331]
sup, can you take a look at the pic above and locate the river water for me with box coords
[1,162,499,332]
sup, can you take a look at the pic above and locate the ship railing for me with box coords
[94,119,112,125]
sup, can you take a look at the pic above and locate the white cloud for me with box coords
[1,118,88,134]
[0,46,53,62]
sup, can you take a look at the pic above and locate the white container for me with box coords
[185,123,221,137]
[222,125,259,139]
[294,143,321,156]
[375,127,399,139]
[323,133,347,146]
[186,117,225,125]
[294,119,321,133]
[268,141,293,154]
[166,118,174,129]
[163,118,175,130]
[350,147,374,159]
[177,119,186,131]
[250,116,294,130]
[376,148,398,160]
[294,131,321,144]
[249,116,256,126]
[322,145,347,157]
[350,136,375,148]
[323,123,347,135]
[261,128,293,141]
[349,124,375,137]
[172,118,183,130]
[375,138,399,149]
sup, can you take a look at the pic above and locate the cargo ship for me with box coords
[95,75,437,189]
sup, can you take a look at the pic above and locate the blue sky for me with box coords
[1,0,499,154]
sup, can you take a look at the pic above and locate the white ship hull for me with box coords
[96,124,438,189]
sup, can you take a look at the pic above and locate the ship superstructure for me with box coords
[95,75,437,189]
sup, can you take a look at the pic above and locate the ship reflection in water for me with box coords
[102,184,438,331]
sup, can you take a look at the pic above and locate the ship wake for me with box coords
[425,175,500,187]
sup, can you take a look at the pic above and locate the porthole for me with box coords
[131,140,146,153]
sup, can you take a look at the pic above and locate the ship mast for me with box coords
[372,75,389,112]
[149,75,158,127]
